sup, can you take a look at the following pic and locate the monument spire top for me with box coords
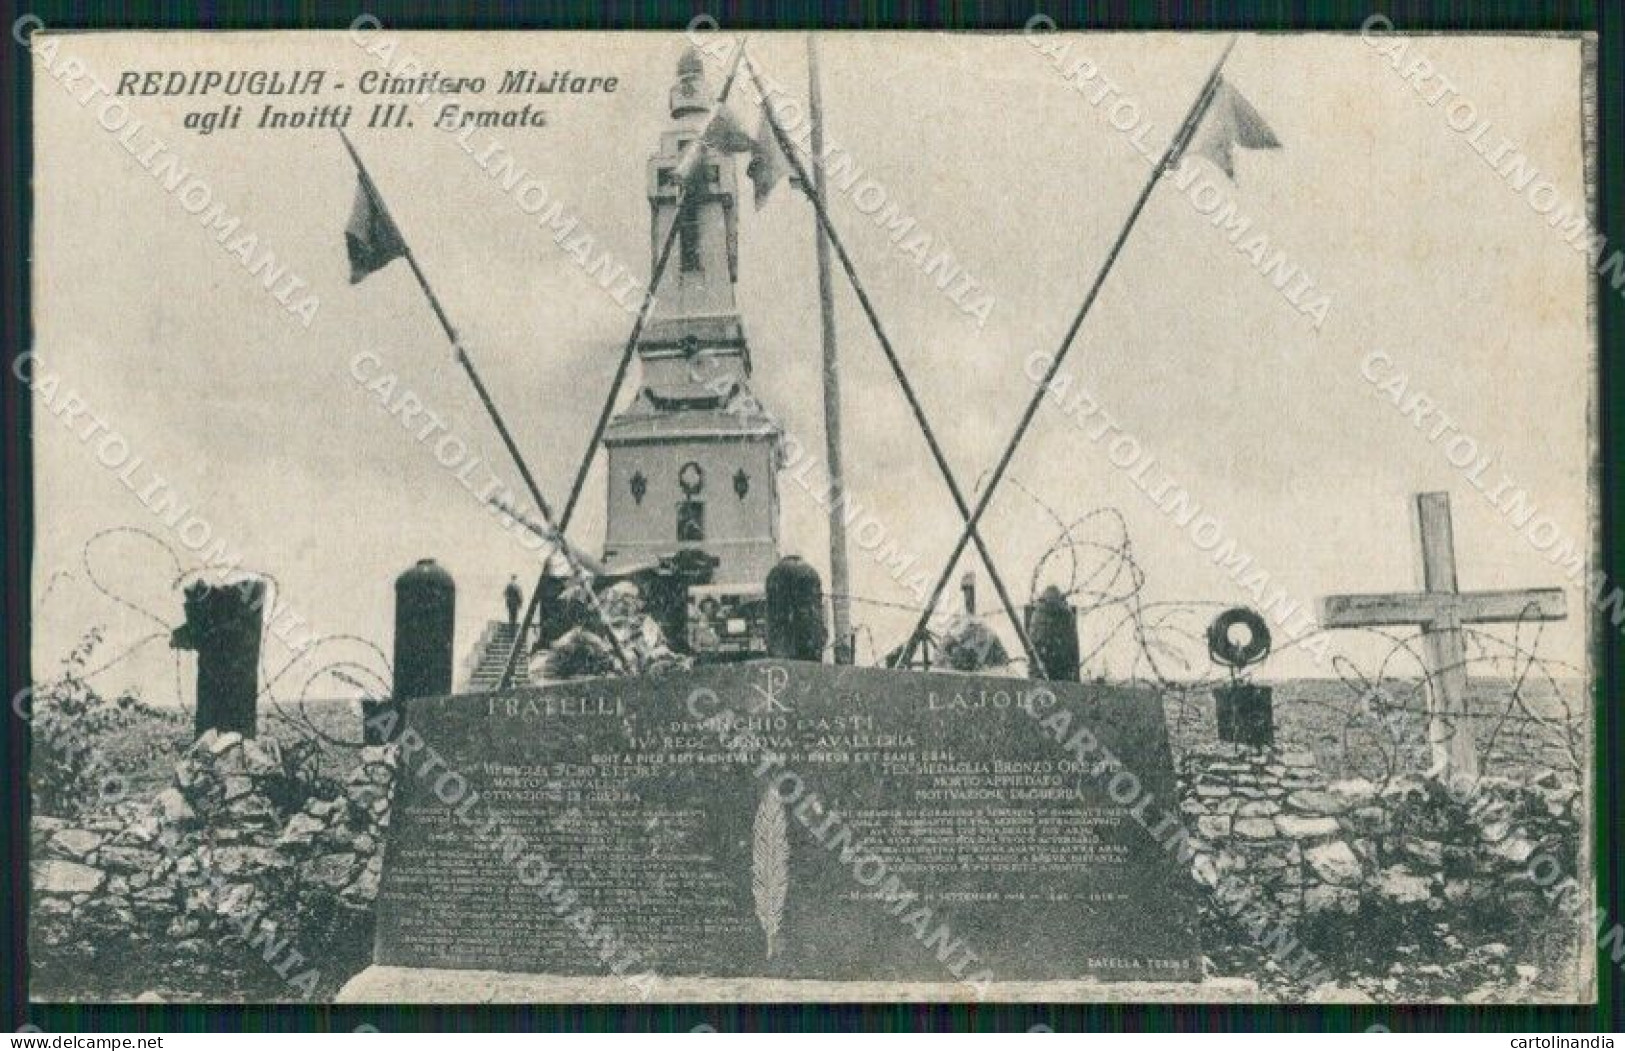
[599,42,783,613]
[670,46,714,119]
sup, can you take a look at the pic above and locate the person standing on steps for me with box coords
[504,574,523,628]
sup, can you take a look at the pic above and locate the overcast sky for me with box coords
[30,30,1592,704]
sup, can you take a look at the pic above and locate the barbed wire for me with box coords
[50,488,1584,781]
[836,479,1583,781]
[45,526,391,756]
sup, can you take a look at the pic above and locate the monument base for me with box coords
[336,965,1261,1003]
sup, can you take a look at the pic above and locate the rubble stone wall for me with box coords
[1179,741,1582,928]
[31,730,397,1000]
[29,729,1582,1000]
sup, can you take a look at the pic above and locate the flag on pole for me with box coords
[344,177,407,284]
[1176,77,1280,181]
[747,98,791,209]
[673,103,754,187]
[703,104,756,154]
[672,47,750,187]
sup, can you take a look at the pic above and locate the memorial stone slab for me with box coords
[365,661,1200,988]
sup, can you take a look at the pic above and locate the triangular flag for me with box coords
[673,102,756,189]
[1179,78,1280,181]
[670,47,751,189]
[747,99,791,209]
[344,177,406,284]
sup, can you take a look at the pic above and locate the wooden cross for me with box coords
[1317,491,1567,784]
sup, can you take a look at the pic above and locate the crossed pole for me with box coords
[336,128,634,675]
[495,44,749,689]
[742,49,1048,677]
[897,36,1239,668]
[474,34,1239,683]
[508,39,1046,682]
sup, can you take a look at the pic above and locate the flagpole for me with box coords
[493,42,750,690]
[338,128,633,673]
[897,35,1239,670]
[807,34,854,665]
[743,53,1047,679]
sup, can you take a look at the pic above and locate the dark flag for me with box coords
[703,103,756,154]
[747,98,791,209]
[673,103,755,187]
[1176,77,1280,181]
[672,47,752,187]
[344,178,407,284]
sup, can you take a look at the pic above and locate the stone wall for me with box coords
[31,730,397,1000]
[1180,741,1581,923]
[1181,743,1362,922]
[1177,740,1583,997]
[29,722,1583,1000]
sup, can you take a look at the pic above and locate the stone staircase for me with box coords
[459,619,532,693]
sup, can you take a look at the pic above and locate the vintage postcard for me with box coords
[22,26,1600,1006]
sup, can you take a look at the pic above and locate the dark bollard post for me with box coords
[648,549,720,656]
[639,568,688,654]
[765,556,828,662]
[1214,683,1275,747]
[536,575,570,649]
[374,559,455,745]
[361,697,396,746]
[1206,607,1275,747]
[172,578,266,738]
[1026,586,1080,682]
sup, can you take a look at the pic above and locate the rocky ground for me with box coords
[32,728,396,1001]
[27,686,1589,1003]
[1184,743,1586,1002]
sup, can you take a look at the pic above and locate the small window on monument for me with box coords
[677,500,705,542]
